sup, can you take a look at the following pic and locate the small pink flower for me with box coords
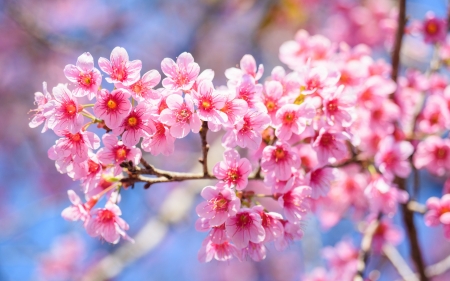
[191,80,227,123]
[279,185,311,223]
[312,128,349,165]
[371,218,403,253]
[113,103,155,146]
[322,85,355,127]
[159,94,201,138]
[240,242,267,262]
[98,47,142,86]
[425,195,450,234]
[365,175,408,216]
[225,54,264,84]
[307,167,335,199]
[64,52,102,99]
[43,84,84,133]
[233,74,263,109]
[118,70,161,102]
[254,206,284,243]
[161,52,200,91]
[52,130,100,163]
[97,134,142,175]
[417,95,450,134]
[422,12,447,44]
[198,237,240,262]
[218,89,248,127]
[141,122,175,156]
[212,149,252,190]
[196,185,240,227]
[374,137,413,179]
[77,152,103,193]
[93,89,132,129]
[261,142,300,181]
[414,136,450,176]
[322,240,358,280]
[29,82,53,132]
[260,80,286,123]
[86,202,131,244]
[61,190,89,222]
[298,64,339,96]
[274,220,304,251]
[225,207,265,249]
[274,103,315,141]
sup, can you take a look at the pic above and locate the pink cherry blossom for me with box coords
[159,94,201,138]
[43,84,84,133]
[274,103,315,141]
[198,237,240,262]
[274,220,304,251]
[374,136,413,179]
[365,175,408,216]
[322,240,358,281]
[261,142,300,181]
[86,202,131,244]
[113,103,155,146]
[93,89,132,129]
[218,89,248,127]
[225,54,264,84]
[29,82,53,132]
[279,185,312,222]
[297,64,339,96]
[233,74,263,108]
[260,80,286,123]
[414,136,450,176]
[225,207,265,249]
[61,190,89,222]
[161,52,200,91]
[212,149,252,190]
[98,47,142,86]
[52,130,100,163]
[422,12,447,44]
[97,134,142,175]
[371,218,403,252]
[253,206,284,243]
[191,80,227,123]
[118,70,161,102]
[425,195,450,236]
[312,127,349,165]
[417,95,450,134]
[240,242,267,262]
[307,167,335,199]
[141,122,175,156]
[322,85,355,127]
[64,52,102,99]
[196,185,240,227]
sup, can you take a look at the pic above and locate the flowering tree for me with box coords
[28,0,450,280]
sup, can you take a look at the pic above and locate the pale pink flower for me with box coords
[371,218,403,252]
[209,224,228,244]
[323,85,355,127]
[312,128,349,165]
[218,89,248,127]
[240,242,267,262]
[322,240,358,280]
[113,103,155,146]
[43,84,84,133]
[297,64,339,96]
[85,169,119,200]
[159,94,201,138]
[261,142,300,181]
[422,12,447,44]
[86,202,131,244]
[357,76,396,108]
[365,175,408,216]
[64,52,102,99]
[141,122,175,156]
[225,54,264,84]
[274,220,304,251]
[366,99,400,132]
[161,52,200,91]
[77,152,103,193]
[48,145,76,175]
[198,237,240,262]
[414,136,450,176]
[118,70,161,102]
[29,82,53,132]
[279,185,311,222]
[307,167,335,199]
[279,29,311,68]
[264,172,296,194]
[417,95,450,134]
[425,195,450,233]
[303,268,329,281]
[254,206,284,243]
[212,149,252,190]
[93,89,132,129]
[61,190,89,222]
[97,134,142,175]
[196,185,240,227]
[374,137,413,179]
[52,130,100,163]
[274,103,315,141]
[225,207,265,249]
[233,74,263,108]
[192,69,214,92]
[260,80,286,123]
[98,47,142,86]
[270,66,300,96]
[191,80,227,123]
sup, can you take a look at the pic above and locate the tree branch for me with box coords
[198,121,210,177]
[354,214,381,281]
[390,0,407,85]
[383,243,419,281]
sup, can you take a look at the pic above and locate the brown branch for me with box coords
[138,158,173,179]
[198,121,210,177]
[390,0,407,85]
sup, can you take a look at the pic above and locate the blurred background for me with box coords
[1,0,449,280]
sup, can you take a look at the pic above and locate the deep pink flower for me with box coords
[312,128,349,165]
[198,237,240,262]
[422,12,447,44]
[212,149,252,190]
[118,70,161,102]
[414,136,450,176]
[113,103,155,146]
[52,130,100,163]
[322,85,355,127]
[417,95,450,134]
[141,122,175,156]
[93,89,132,129]
[159,94,201,138]
[261,142,300,181]
[225,207,265,249]
[374,137,413,179]
[43,84,84,133]
[98,47,142,86]
[61,190,89,222]
[217,89,248,127]
[196,185,240,227]
[161,52,200,91]
[274,103,315,141]
[64,52,102,99]
[76,152,103,193]
[86,202,131,244]
[191,80,227,123]
[307,167,335,199]
[279,185,311,222]
[29,82,53,132]
[97,134,142,175]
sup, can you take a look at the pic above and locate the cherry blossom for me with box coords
[98,47,142,86]
[64,52,102,99]
[212,149,252,190]
[93,89,132,129]
[161,52,200,91]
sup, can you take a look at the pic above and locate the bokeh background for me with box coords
[1,0,450,280]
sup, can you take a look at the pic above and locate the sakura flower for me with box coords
[253,206,284,243]
[274,103,315,141]
[422,12,447,44]
[97,134,142,175]
[159,94,201,138]
[307,167,335,199]
[141,122,175,156]
[279,185,311,223]
[425,195,450,234]
[196,185,240,227]
[218,89,248,127]
[225,54,264,85]
[192,69,214,92]
[93,89,131,129]
[371,218,403,252]
[240,242,267,262]
[261,142,300,181]
[51,130,100,164]
[64,52,102,99]
[365,175,408,216]
[198,237,240,262]
[61,190,89,222]
[312,127,349,165]
[322,240,358,280]
[212,149,252,190]
[118,70,161,102]
[274,221,304,251]
[233,74,263,108]
[260,80,286,123]
[113,103,155,146]
[98,47,142,86]
[225,207,265,249]
[191,80,227,123]
[161,52,200,91]
[43,84,84,133]
[297,64,339,96]
[414,136,450,176]
[29,82,53,132]
[322,85,355,127]
[417,95,450,134]
[86,202,131,244]
[76,152,103,193]
[374,137,413,179]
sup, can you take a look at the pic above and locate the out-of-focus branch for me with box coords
[384,243,419,281]
[198,121,210,177]
[390,0,407,85]
[354,215,381,281]
[393,251,450,280]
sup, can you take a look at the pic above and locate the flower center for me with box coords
[426,22,438,34]
[236,213,251,228]
[227,169,239,182]
[283,111,295,124]
[98,209,115,222]
[88,160,100,174]
[327,99,338,113]
[65,102,77,116]
[274,147,286,161]
[159,100,168,113]
[107,99,117,109]
[213,195,229,211]
[319,133,334,146]
[127,116,138,127]
[266,100,276,112]
[132,82,143,94]
[70,133,82,142]
[202,100,211,110]
[436,147,447,159]
[177,108,191,123]
[80,73,92,86]
[115,147,128,162]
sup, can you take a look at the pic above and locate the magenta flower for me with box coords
[64,52,102,100]
[322,85,355,127]
[212,149,252,190]
[261,142,300,181]
[52,130,100,163]
[77,152,103,193]
[141,122,175,156]
[97,134,142,175]
[196,185,240,227]
[191,80,227,123]
[29,82,53,132]
[98,47,142,86]
[312,128,349,165]
[274,103,315,141]
[61,190,89,222]
[374,137,413,179]
[307,167,335,199]
[422,12,447,44]
[161,52,200,91]
[225,207,265,249]
[414,136,450,176]
[43,84,84,134]
[93,89,132,129]
[159,94,201,138]
[113,103,155,146]
[198,237,240,262]
[279,185,311,223]
[86,202,131,244]
[425,195,450,239]
[118,70,161,102]
[417,95,450,134]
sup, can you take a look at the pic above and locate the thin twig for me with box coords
[198,121,210,177]
[383,244,419,281]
